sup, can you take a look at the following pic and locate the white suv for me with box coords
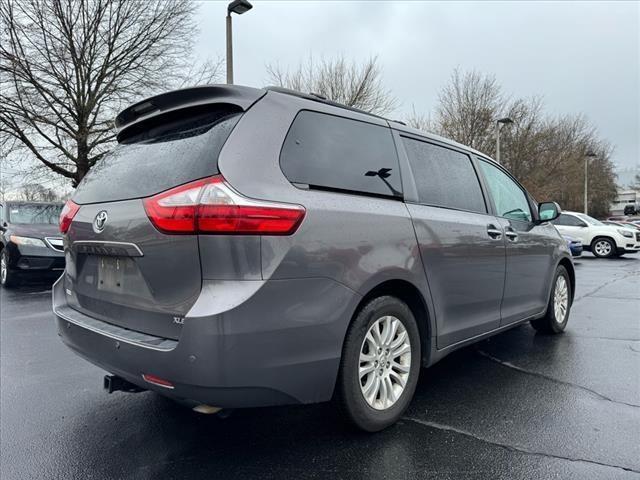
[552,211,640,258]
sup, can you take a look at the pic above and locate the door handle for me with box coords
[504,228,518,241]
[487,225,503,240]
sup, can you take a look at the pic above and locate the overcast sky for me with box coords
[195,0,639,176]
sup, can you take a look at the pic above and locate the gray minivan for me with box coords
[54,85,574,431]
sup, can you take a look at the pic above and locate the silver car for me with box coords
[53,85,574,431]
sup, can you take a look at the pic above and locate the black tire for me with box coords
[591,237,616,258]
[531,265,572,334]
[336,295,421,432]
[0,249,17,288]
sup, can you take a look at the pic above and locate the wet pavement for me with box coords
[1,254,639,479]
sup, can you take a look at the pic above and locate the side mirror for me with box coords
[538,202,561,223]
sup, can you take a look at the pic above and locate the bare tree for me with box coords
[424,68,618,217]
[405,105,432,132]
[517,115,616,218]
[266,56,397,116]
[20,183,61,202]
[433,68,504,153]
[0,0,222,187]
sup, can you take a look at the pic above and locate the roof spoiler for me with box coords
[115,84,267,133]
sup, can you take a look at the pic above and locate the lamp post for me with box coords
[226,0,253,85]
[583,150,597,214]
[495,117,513,164]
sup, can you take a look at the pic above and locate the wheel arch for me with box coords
[591,235,617,248]
[351,279,432,366]
[557,257,575,303]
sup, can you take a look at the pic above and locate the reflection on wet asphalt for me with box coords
[1,256,639,479]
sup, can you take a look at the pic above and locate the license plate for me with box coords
[97,256,126,293]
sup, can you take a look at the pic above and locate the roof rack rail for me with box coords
[264,86,388,121]
[309,92,327,100]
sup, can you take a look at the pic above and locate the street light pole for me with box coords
[226,13,233,84]
[495,122,501,164]
[225,0,253,85]
[495,117,513,164]
[584,151,597,214]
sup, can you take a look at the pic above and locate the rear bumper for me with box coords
[53,275,359,408]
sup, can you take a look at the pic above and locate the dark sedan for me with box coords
[0,201,65,287]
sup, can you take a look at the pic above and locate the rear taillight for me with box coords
[143,176,305,235]
[59,200,80,234]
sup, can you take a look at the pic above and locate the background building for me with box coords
[610,189,639,216]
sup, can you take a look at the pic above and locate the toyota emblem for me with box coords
[93,211,108,233]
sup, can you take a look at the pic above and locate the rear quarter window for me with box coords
[73,107,241,204]
[280,110,402,198]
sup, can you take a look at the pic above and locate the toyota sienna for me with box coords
[53,85,574,431]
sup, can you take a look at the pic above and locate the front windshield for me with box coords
[7,204,62,225]
[575,213,604,226]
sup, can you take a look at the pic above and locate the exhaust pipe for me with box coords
[192,404,222,414]
[104,374,145,394]
[191,405,234,419]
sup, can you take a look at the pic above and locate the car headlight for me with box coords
[617,229,633,238]
[9,235,47,247]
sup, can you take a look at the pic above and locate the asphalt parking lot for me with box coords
[1,254,639,480]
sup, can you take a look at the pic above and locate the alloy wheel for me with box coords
[594,240,612,257]
[553,275,569,324]
[359,315,411,410]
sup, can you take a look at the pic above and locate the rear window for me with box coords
[7,203,62,224]
[73,107,241,204]
[403,137,486,214]
[280,111,402,198]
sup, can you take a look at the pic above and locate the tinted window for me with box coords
[575,213,604,226]
[553,214,586,227]
[7,203,62,225]
[402,137,486,213]
[280,111,402,198]
[479,160,532,222]
[73,109,241,204]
